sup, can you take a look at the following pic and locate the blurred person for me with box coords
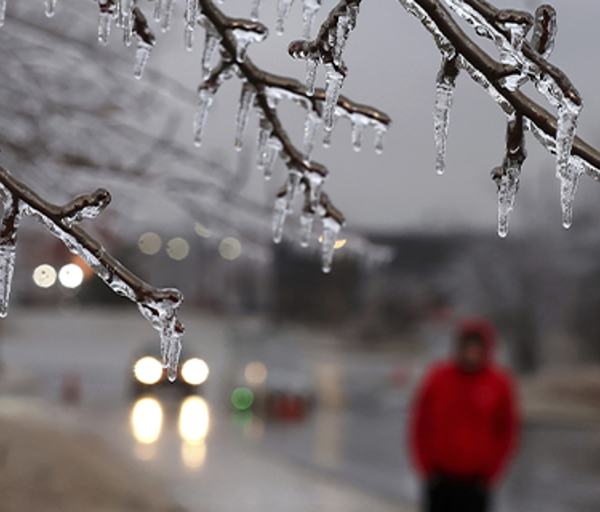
[408,318,519,512]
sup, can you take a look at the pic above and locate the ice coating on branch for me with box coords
[276,0,295,35]
[0,0,6,27]
[193,85,216,147]
[199,16,221,80]
[321,216,341,274]
[160,0,177,32]
[45,0,56,18]
[303,110,321,161]
[251,0,263,21]
[185,0,198,51]
[299,211,315,247]
[272,195,288,243]
[302,0,322,39]
[235,82,256,150]
[324,64,344,132]
[231,24,268,63]
[531,5,557,60]
[434,57,459,175]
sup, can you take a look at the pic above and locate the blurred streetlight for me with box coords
[219,237,242,261]
[138,232,162,255]
[131,397,163,445]
[32,264,57,288]
[58,263,84,288]
[245,361,267,386]
[166,237,190,261]
[194,222,212,239]
[133,356,163,385]
[181,358,209,386]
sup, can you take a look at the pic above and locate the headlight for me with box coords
[181,358,209,385]
[134,356,163,385]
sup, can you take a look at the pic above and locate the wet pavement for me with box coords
[1,308,600,512]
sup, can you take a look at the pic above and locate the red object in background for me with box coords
[408,318,519,488]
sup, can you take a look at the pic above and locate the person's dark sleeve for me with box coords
[408,368,437,479]
[486,373,520,485]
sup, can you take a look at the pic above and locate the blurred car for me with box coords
[131,343,209,397]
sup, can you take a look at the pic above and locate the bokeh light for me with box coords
[194,222,212,239]
[133,356,163,385]
[58,264,84,288]
[244,361,268,386]
[138,232,162,255]
[179,396,210,443]
[231,387,254,410]
[181,358,209,386]
[166,237,190,261]
[131,397,163,444]
[219,237,242,261]
[181,440,206,469]
[32,264,57,288]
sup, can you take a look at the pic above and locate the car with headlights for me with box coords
[131,343,209,397]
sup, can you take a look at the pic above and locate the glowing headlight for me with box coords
[181,358,209,386]
[134,356,163,385]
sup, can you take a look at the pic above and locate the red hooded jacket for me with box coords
[408,319,519,487]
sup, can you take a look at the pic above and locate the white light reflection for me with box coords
[131,397,163,451]
[179,396,210,469]
[58,263,84,288]
[33,264,57,288]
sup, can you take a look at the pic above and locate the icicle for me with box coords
[299,211,315,247]
[560,157,584,229]
[305,59,318,96]
[184,0,198,51]
[160,0,176,32]
[350,116,367,152]
[276,0,295,35]
[306,172,324,210]
[434,57,459,175]
[323,64,344,132]
[272,196,288,243]
[153,0,163,22]
[0,0,6,27]
[323,126,333,148]
[45,0,57,18]
[123,9,134,47]
[134,41,152,79]
[302,0,322,39]
[321,216,341,274]
[303,110,321,161]
[494,165,520,238]
[555,96,581,182]
[0,195,20,318]
[98,12,111,45]
[333,6,358,67]
[235,82,256,151]
[231,26,267,63]
[285,171,302,209]
[200,18,221,80]
[374,123,386,155]
[193,86,216,147]
[251,0,263,21]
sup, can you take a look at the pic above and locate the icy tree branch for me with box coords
[400,0,600,233]
[0,164,184,380]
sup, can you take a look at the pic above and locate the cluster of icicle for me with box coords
[0,0,157,79]
[193,0,386,273]
[401,0,595,237]
[0,166,185,381]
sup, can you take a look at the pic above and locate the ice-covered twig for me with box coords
[197,0,388,271]
[0,164,185,381]
[400,0,600,232]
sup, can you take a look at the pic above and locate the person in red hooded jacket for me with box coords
[408,318,519,512]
